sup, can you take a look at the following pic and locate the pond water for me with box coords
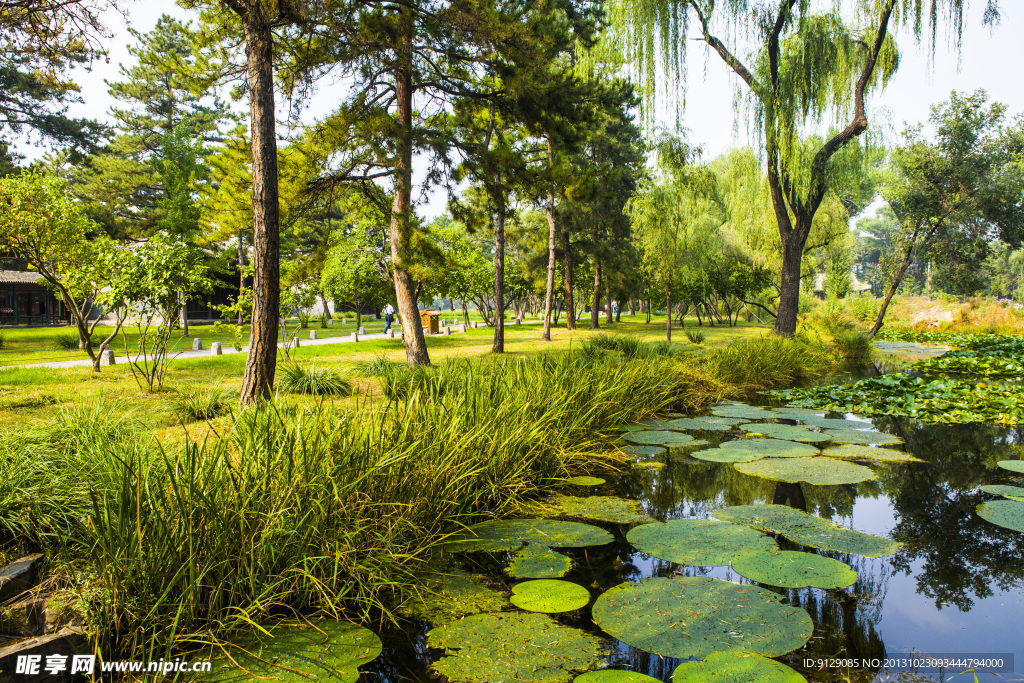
[229,343,1024,683]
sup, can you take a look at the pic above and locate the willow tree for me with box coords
[602,0,1000,336]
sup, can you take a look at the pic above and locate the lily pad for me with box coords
[694,415,745,427]
[591,576,812,658]
[711,405,777,420]
[713,505,899,558]
[545,495,654,524]
[822,444,923,463]
[624,431,695,446]
[508,545,573,578]
[428,611,604,683]
[564,476,605,486]
[719,439,820,459]
[672,651,807,683]
[773,407,826,419]
[627,519,777,566]
[731,550,857,589]
[400,571,508,625]
[205,620,382,682]
[667,417,732,432]
[735,457,876,485]
[976,500,1024,532]
[737,423,832,444]
[823,429,902,446]
[510,579,591,613]
[713,505,832,534]
[575,671,662,683]
[622,445,666,457]
[980,484,1024,501]
[998,460,1024,474]
[689,448,765,463]
[784,526,901,558]
[795,417,877,431]
[444,519,614,552]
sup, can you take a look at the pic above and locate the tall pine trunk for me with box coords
[493,174,505,353]
[590,224,600,329]
[542,135,557,342]
[562,227,575,330]
[389,7,430,365]
[240,0,280,404]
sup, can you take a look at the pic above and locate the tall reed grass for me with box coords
[706,335,833,389]
[1,354,723,661]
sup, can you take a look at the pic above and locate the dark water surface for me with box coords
[363,346,1024,683]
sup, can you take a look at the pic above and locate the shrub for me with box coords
[319,313,330,328]
[648,341,680,357]
[278,363,352,396]
[352,353,402,377]
[589,333,620,350]
[54,332,80,350]
[297,312,311,329]
[0,330,5,350]
[574,340,608,367]
[831,329,872,359]
[684,328,705,344]
[706,335,832,389]
[614,335,647,359]
[171,384,233,422]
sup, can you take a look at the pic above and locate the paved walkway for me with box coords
[1,320,540,370]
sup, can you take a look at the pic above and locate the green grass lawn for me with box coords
[0,314,769,438]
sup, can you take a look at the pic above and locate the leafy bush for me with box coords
[684,328,705,344]
[278,363,353,396]
[319,313,330,328]
[297,312,310,329]
[171,384,233,422]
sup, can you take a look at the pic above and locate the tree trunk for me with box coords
[237,229,248,324]
[869,230,922,338]
[180,295,189,336]
[389,7,430,365]
[665,280,672,343]
[561,222,575,330]
[590,254,601,329]
[542,137,557,342]
[773,219,809,337]
[606,287,613,323]
[239,0,281,404]
[493,180,506,353]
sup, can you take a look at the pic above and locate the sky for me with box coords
[46,0,1024,219]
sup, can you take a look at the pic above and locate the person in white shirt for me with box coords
[382,303,396,332]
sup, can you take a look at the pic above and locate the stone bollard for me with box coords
[442,326,451,336]
[358,326,365,335]
[386,329,396,339]
[515,318,522,325]
[310,330,318,340]
[99,348,115,366]
[457,323,466,333]
[211,342,223,356]
[192,338,203,351]
[351,332,358,342]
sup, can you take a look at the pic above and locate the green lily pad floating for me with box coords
[667,417,732,432]
[624,430,695,446]
[510,579,590,613]
[976,500,1024,532]
[565,476,605,486]
[773,406,826,419]
[719,439,820,459]
[711,405,777,420]
[690,448,765,463]
[428,611,604,683]
[695,415,745,427]
[508,545,573,578]
[980,484,1024,502]
[731,550,857,589]
[575,671,662,683]
[444,519,614,552]
[823,429,902,446]
[822,444,923,463]
[546,495,654,524]
[591,576,812,658]
[737,423,832,444]
[713,504,831,534]
[795,417,877,431]
[712,505,899,557]
[627,519,777,566]
[735,457,876,485]
[672,651,807,683]
[622,445,665,457]
[785,526,901,558]
[204,620,382,682]
[998,460,1024,474]
[401,571,509,625]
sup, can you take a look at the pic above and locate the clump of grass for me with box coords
[278,363,353,396]
[54,333,80,350]
[171,384,233,422]
[706,335,832,389]
[831,329,872,359]
[648,341,680,357]
[0,330,5,350]
[352,353,402,377]
[614,335,647,358]
[574,340,608,367]
[684,328,705,344]
[589,333,620,350]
